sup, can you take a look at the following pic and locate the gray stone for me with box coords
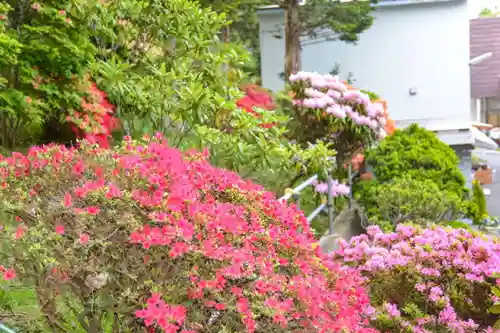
[319,201,368,254]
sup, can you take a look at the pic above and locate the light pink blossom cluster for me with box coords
[335,224,500,333]
[313,179,350,197]
[290,71,387,139]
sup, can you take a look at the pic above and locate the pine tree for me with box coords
[198,0,374,82]
[271,0,374,79]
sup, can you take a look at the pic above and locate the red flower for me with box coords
[86,206,100,215]
[79,233,89,244]
[214,303,226,310]
[55,225,65,235]
[15,224,26,239]
[236,85,275,116]
[3,268,16,281]
[69,81,119,149]
[64,193,72,208]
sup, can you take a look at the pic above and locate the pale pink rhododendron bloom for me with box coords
[313,179,350,197]
[290,71,388,139]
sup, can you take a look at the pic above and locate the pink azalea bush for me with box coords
[0,136,377,332]
[335,224,500,333]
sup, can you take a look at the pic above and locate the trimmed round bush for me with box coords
[364,124,466,196]
[0,137,376,333]
[335,224,500,333]
[357,176,463,230]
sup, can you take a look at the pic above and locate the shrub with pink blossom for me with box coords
[288,72,388,172]
[0,137,376,332]
[285,72,392,203]
[335,224,500,333]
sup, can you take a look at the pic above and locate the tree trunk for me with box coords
[284,0,301,81]
[223,26,230,43]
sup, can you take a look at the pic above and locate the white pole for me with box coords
[476,98,481,122]
[469,52,493,66]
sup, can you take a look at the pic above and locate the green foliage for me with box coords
[365,124,467,196]
[471,180,488,225]
[85,0,308,187]
[356,176,462,228]
[291,0,374,45]
[490,285,500,330]
[0,0,96,148]
[441,220,473,231]
[195,108,336,191]
[197,0,262,77]
[87,0,248,138]
[356,124,471,228]
[479,7,499,18]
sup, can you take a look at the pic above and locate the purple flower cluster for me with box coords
[289,71,387,139]
[335,224,500,333]
[313,179,350,197]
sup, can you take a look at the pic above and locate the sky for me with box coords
[470,0,500,17]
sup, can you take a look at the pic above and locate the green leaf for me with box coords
[490,304,500,314]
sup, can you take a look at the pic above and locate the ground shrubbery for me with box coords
[0,138,376,333]
[471,180,488,225]
[336,224,500,333]
[358,176,462,231]
[356,124,471,228]
[364,124,466,195]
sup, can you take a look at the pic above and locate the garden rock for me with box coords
[319,201,367,253]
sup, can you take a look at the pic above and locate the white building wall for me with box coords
[258,0,471,130]
[471,98,478,121]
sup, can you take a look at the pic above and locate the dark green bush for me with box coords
[356,176,462,229]
[357,124,471,228]
[364,124,467,196]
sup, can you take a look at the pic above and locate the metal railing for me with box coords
[279,165,357,236]
[279,173,336,235]
[0,323,16,333]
